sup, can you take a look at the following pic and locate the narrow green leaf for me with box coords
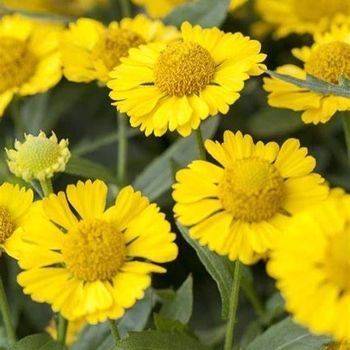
[65,155,116,183]
[175,222,233,320]
[132,117,220,201]
[164,0,230,28]
[154,313,195,337]
[8,334,65,350]
[246,317,332,350]
[113,330,212,350]
[160,274,193,324]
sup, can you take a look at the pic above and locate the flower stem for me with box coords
[39,178,53,197]
[119,0,132,17]
[0,276,16,345]
[224,260,242,350]
[109,319,120,343]
[341,111,350,163]
[117,111,128,187]
[57,314,68,345]
[195,127,207,160]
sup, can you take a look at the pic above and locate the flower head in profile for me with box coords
[263,24,350,125]
[0,14,62,118]
[108,22,266,137]
[267,189,350,342]
[60,14,179,84]
[0,182,33,257]
[16,179,178,324]
[172,131,328,264]
[6,131,70,182]
[255,0,350,38]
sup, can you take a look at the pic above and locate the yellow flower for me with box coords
[0,14,62,118]
[108,22,266,137]
[172,131,328,264]
[255,0,350,38]
[6,131,70,182]
[263,24,350,125]
[0,182,33,258]
[46,317,86,345]
[60,14,179,84]
[16,179,178,324]
[267,189,350,342]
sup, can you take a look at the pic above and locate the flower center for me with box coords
[292,0,349,21]
[324,227,350,294]
[154,41,216,96]
[218,158,285,222]
[61,219,126,282]
[0,37,37,93]
[304,41,350,84]
[0,206,14,244]
[92,27,145,72]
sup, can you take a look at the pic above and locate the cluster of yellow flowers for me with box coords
[0,0,349,348]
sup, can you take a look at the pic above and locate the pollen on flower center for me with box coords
[324,228,350,293]
[218,158,285,222]
[61,219,126,282]
[304,41,350,84]
[92,28,145,71]
[0,37,37,93]
[154,41,216,97]
[0,206,14,244]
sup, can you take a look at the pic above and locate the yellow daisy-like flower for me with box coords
[0,14,62,118]
[46,317,85,345]
[267,189,350,342]
[0,182,33,257]
[263,24,350,125]
[108,22,266,137]
[172,130,328,264]
[16,179,178,324]
[255,0,350,38]
[60,14,179,84]
[6,131,71,182]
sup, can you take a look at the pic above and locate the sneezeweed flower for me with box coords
[255,0,350,38]
[16,179,178,323]
[60,14,179,84]
[0,182,33,257]
[6,131,70,182]
[267,189,350,342]
[108,22,266,137]
[46,317,86,345]
[172,131,328,264]
[0,14,62,118]
[263,24,350,125]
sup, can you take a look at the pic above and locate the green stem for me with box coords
[341,111,350,163]
[109,319,120,343]
[240,274,265,317]
[10,97,24,138]
[57,314,68,345]
[195,127,207,160]
[117,112,128,187]
[224,260,242,350]
[119,0,132,17]
[0,276,16,345]
[39,178,53,197]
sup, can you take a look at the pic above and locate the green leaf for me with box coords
[175,222,233,320]
[159,274,193,324]
[246,317,333,350]
[112,330,212,350]
[265,70,350,98]
[132,117,220,201]
[163,0,230,28]
[8,334,66,350]
[154,314,195,337]
[65,155,116,183]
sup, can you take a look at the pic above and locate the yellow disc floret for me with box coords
[218,158,285,222]
[62,218,126,282]
[0,206,14,244]
[304,41,350,84]
[6,131,71,181]
[154,41,216,96]
[0,37,37,93]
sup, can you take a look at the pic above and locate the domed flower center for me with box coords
[62,219,126,282]
[0,206,14,244]
[292,0,349,21]
[92,27,145,72]
[0,37,37,93]
[218,158,285,222]
[304,41,350,84]
[324,227,350,293]
[154,41,216,96]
